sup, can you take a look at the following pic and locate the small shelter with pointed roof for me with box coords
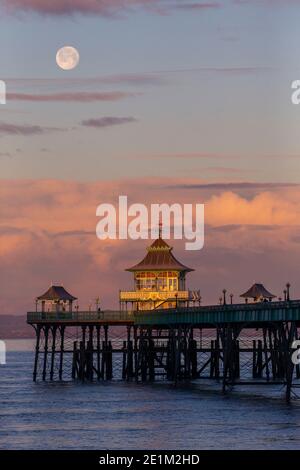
[120,233,193,311]
[240,283,276,303]
[36,285,77,313]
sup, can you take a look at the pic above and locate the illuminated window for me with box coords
[135,271,178,291]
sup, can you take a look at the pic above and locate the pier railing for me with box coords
[27,310,134,323]
[119,290,189,301]
[134,300,300,325]
[27,300,300,325]
[27,300,300,401]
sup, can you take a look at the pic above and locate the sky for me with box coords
[1,0,300,314]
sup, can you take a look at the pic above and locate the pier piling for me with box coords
[27,304,300,401]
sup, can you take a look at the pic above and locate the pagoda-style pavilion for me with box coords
[240,283,276,303]
[119,233,194,311]
[36,285,77,313]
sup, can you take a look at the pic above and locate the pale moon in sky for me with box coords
[56,46,80,71]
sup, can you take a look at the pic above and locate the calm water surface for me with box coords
[0,340,300,450]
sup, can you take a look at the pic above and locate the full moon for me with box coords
[56,46,80,71]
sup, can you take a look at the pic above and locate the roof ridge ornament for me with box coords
[158,217,162,239]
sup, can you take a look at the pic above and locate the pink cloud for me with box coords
[81,116,137,128]
[1,0,144,16]
[5,74,165,88]
[175,2,220,10]
[1,178,300,314]
[135,152,242,159]
[1,0,222,16]
[7,91,135,102]
[0,121,64,135]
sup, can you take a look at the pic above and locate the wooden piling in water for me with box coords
[79,340,85,382]
[96,326,101,380]
[134,326,138,382]
[27,312,299,402]
[190,338,198,379]
[127,340,134,379]
[50,326,57,381]
[101,340,106,379]
[72,341,78,379]
[106,341,113,380]
[59,326,65,381]
[210,340,215,379]
[122,340,127,380]
[42,326,49,381]
[33,325,41,382]
[148,337,155,381]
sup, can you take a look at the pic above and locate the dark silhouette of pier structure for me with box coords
[27,300,300,402]
[26,236,300,401]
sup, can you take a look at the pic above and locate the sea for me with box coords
[1,339,300,450]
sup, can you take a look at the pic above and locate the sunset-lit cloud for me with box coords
[135,152,242,160]
[174,2,220,10]
[1,178,300,313]
[0,0,223,17]
[169,181,300,192]
[0,122,65,136]
[4,74,165,91]
[234,0,299,5]
[7,91,136,102]
[81,116,138,128]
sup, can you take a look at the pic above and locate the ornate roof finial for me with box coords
[158,216,162,239]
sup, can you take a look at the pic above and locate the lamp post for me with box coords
[219,296,223,305]
[283,289,287,302]
[230,293,233,305]
[286,283,291,301]
[223,289,227,305]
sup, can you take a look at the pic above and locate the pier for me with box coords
[26,234,300,401]
[27,300,300,402]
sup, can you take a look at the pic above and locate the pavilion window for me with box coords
[135,273,157,291]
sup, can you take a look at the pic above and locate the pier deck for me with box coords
[27,300,300,326]
[134,300,300,327]
[27,300,300,402]
[27,310,134,326]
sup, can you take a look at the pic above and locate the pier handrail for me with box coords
[133,299,300,325]
[27,310,134,323]
[143,299,300,313]
[27,300,300,325]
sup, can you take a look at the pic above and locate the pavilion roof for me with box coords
[37,285,77,302]
[126,237,194,272]
[240,283,276,299]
